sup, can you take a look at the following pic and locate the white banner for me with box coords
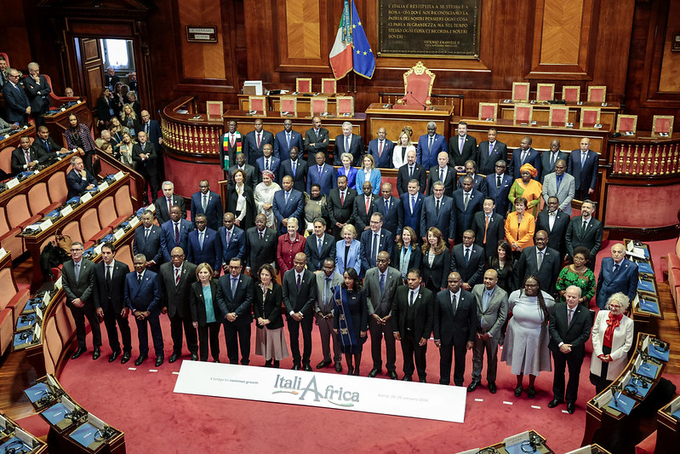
[174,361,466,423]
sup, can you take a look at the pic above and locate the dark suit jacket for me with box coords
[216,273,254,324]
[450,244,486,287]
[477,140,508,175]
[536,210,570,258]
[159,261,197,318]
[509,147,541,180]
[565,216,603,259]
[471,211,505,262]
[243,129,274,165]
[596,257,638,309]
[124,269,161,313]
[399,192,425,237]
[396,164,427,196]
[133,225,163,266]
[253,281,285,329]
[245,226,277,273]
[256,156,281,181]
[433,289,477,345]
[190,191,223,231]
[307,163,337,195]
[304,127,330,161]
[62,258,95,304]
[190,280,219,327]
[131,142,157,176]
[540,150,569,182]
[514,246,561,293]
[93,260,130,313]
[391,245,422,276]
[333,133,364,166]
[486,173,513,215]
[420,195,455,240]
[359,229,394,271]
[155,195,187,225]
[326,188,357,227]
[305,233,337,271]
[448,134,478,168]
[140,119,163,149]
[548,302,592,357]
[373,196,403,236]
[567,149,599,194]
[279,159,307,193]
[160,219,193,262]
[274,129,304,162]
[392,285,434,340]
[367,138,394,168]
[218,225,246,265]
[219,132,244,173]
[272,189,304,234]
[352,193,376,232]
[422,250,451,291]
[427,165,456,197]
[11,146,48,175]
[32,137,61,161]
[66,168,97,199]
[282,269,317,315]
[187,228,221,271]
[416,133,447,169]
[225,184,255,229]
[457,174,488,197]
[2,82,30,123]
[451,188,484,242]
[23,75,51,114]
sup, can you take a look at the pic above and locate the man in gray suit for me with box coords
[468,269,508,393]
[542,159,575,215]
[364,251,402,379]
[62,241,101,360]
[314,259,344,372]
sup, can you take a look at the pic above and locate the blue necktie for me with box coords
[379,273,385,294]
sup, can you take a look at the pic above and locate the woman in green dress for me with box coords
[555,246,596,306]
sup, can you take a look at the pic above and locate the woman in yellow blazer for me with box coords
[505,196,535,259]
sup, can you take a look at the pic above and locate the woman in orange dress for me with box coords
[508,163,542,217]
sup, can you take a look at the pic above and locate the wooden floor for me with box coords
[652,281,680,375]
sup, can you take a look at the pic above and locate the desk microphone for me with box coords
[407,91,429,111]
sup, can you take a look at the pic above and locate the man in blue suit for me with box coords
[567,137,599,200]
[306,151,336,195]
[279,146,307,193]
[160,206,193,262]
[243,118,274,166]
[399,180,425,239]
[367,127,394,168]
[190,180,223,231]
[256,143,281,182]
[187,214,221,274]
[508,136,541,180]
[486,160,513,216]
[452,176,484,243]
[373,182,402,239]
[216,257,254,365]
[66,156,97,199]
[217,212,246,274]
[272,175,304,234]
[360,212,394,271]
[596,243,638,309]
[274,119,303,162]
[419,181,455,244]
[2,68,31,124]
[477,128,507,176]
[125,254,164,367]
[417,122,447,169]
[133,210,163,271]
[333,122,364,166]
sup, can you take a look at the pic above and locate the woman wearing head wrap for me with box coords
[254,170,281,230]
[508,163,543,217]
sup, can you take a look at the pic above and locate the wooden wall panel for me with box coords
[658,0,680,93]
[178,0,226,80]
[285,0,321,60]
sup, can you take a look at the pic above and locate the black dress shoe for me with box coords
[467,381,480,392]
[303,363,313,372]
[567,402,575,414]
[92,348,101,360]
[514,385,523,397]
[353,368,360,376]
[273,360,280,368]
[488,382,497,394]
[527,387,536,399]
[71,348,85,360]
[388,370,398,380]
[402,375,412,381]
[264,359,272,367]
[213,358,220,363]
[419,378,427,383]
[548,398,563,408]
[347,366,354,375]
[109,351,120,363]
[191,353,198,361]
[368,368,380,377]
[134,355,147,366]
[316,360,332,369]
[335,362,342,372]
[168,353,179,363]
[121,352,131,364]
[292,364,300,370]
[155,356,164,367]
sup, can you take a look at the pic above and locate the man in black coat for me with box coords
[326,175,357,239]
[451,176,484,243]
[536,196,571,260]
[514,230,561,294]
[282,253,317,371]
[351,181,375,233]
[470,198,505,264]
[155,180,187,225]
[396,149,427,195]
[216,257,254,365]
[304,217,336,271]
[450,230,486,291]
[23,62,51,126]
[133,210,163,271]
[132,130,159,204]
[33,126,67,159]
[565,199,603,270]
[244,214,277,277]
[548,286,593,414]
[373,182,402,239]
[93,242,132,363]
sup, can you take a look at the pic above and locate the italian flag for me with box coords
[329,0,352,80]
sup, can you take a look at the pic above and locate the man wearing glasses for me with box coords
[2,68,31,124]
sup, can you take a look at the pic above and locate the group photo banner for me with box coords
[174,362,467,423]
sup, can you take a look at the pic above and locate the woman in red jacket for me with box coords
[276,217,305,274]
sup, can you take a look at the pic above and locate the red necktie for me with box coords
[174,223,179,244]
[365,196,370,214]
[340,191,345,206]
[378,140,383,157]
[175,268,180,285]
[230,133,235,147]
[257,133,261,148]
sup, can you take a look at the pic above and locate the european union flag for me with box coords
[351,1,375,79]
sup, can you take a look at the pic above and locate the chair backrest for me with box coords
[0,207,10,236]
[45,317,62,372]
[114,184,134,218]
[27,182,51,215]
[402,61,435,106]
[61,220,83,244]
[0,146,14,175]
[98,196,117,227]
[47,171,68,205]
[115,243,134,270]
[55,302,76,344]
[0,268,18,311]
[6,194,31,229]
[79,208,102,242]
[43,74,79,105]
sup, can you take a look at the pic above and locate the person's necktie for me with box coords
[145,123,149,134]
[451,293,457,313]
[345,136,350,153]
[296,273,301,290]
[372,233,379,265]
[482,290,489,312]
[226,229,231,246]
[568,308,574,325]
[365,196,370,215]
[380,273,385,294]
[44,139,50,153]
[231,277,237,296]
[257,132,261,148]
[175,268,180,285]
[484,215,489,244]
[613,262,620,274]
[137,273,142,284]
[464,248,470,265]
[318,165,322,177]
[285,192,290,204]
[291,160,296,177]
[106,265,112,288]
[409,166,413,178]
[537,250,543,270]
[411,196,415,214]
[230,133,235,147]
[167,198,172,216]
[459,136,464,154]
[378,140,384,157]
[556,175,562,193]
[409,291,415,307]
[145,228,149,240]
[581,152,587,168]
[325,278,331,309]
[74,262,80,281]
[439,168,444,182]
[265,159,269,171]
[550,152,556,169]
[497,174,501,189]
[582,220,587,231]
[25,150,31,166]
[259,230,264,241]
[428,136,433,152]
[489,141,494,156]
[436,199,440,217]
[464,193,469,210]
[318,237,323,254]
[315,129,319,138]
[340,191,345,205]
[286,133,290,147]
[385,199,390,212]
[199,231,204,249]
[202,195,208,211]
[174,223,180,244]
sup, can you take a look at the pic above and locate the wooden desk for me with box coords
[0,152,76,207]
[237,93,342,115]
[498,99,621,131]
[365,103,454,143]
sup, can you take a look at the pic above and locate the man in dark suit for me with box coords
[160,206,193,262]
[373,183,402,239]
[508,136,541,180]
[216,257,254,364]
[93,242,132,363]
[63,241,101,360]
[333,121,364,166]
[229,151,259,189]
[367,127,394,168]
[133,210,163,271]
[305,217,336,271]
[219,120,243,180]
[449,121,478,172]
[274,119,303,162]
[427,151,456,197]
[159,247,198,362]
[392,269,434,382]
[477,128,507,176]
[155,181,186,225]
[399,180,425,239]
[457,160,488,196]
[541,139,569,182]
[452,176,484,243]
[256,143,281,182]
[486,160,513,216]
[471,198,505,264]
[514,230,561,294]
[132,131,159,204]
[536,196,570,259]
[187,214,221,273]
[304,116,329,163]
[307,151,336,195]
[596,243,639,309]
[244,214,277,277]
[364,251,401,379]
[139,110,163,151]
[567,137,599,200]
[125,254,164,367]
[282,253,317,371]
[468,270,508,393]
[66,155,97,199]
[272,175,304,235]
[360,212,394,271]
[11,136,48,175]
[279,146,307,193]
[417,121,447,170]
[2,68,31,124]
[420,181,455,243]
[33,126,66,160]
[450,230,486,291]
[326,175,357,239]
[243,118,274,166]
[218,212,246,273]
[23,62,51,126]
[565,199,603,268]
[434,272,477,386]
[190,180,223,231]
[352,181,375,233]
[548,286,593,414]
[396,149,427,195]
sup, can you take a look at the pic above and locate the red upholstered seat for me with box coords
[115,244,134,270]
[0,308,14,356]
[54,302,76,344]
[0,267,30,324]
[399,61,435,107]
[98,196,127,230]
[6,194,41,229]
[668,253,680,270]
[635,430,656,454]
[114,184,134,219]
[80,207,110,243]
[43,74,79,107]
[0,206,25,257]
[28,182,61,216]
[47,171,68,206]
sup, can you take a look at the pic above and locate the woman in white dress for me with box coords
[254,170,281,230]
[392,131,416,169]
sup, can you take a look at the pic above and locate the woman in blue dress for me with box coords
[333,268,368,376]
